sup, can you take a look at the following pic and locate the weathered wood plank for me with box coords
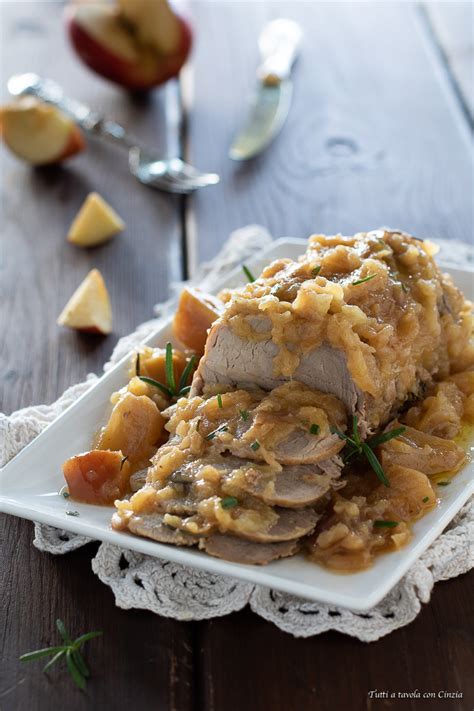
[0,1,183,415]
[194,572,474,711]
[186,0,473,271]
[0,4,194,710]
[422,1,474,120]
[0,519,195,711]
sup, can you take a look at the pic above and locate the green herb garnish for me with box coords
[422,496,430,503]
[437,480,450,486]
[217,394,223,409]
[310,424,320,435]
[20,619,102,690]
[374,520,399,528]
[242,264,256,283]
[353,273,377,286]
[62,491,70,499]
[332,417,406,487]
[250,440,260,451]
[66,511,80,517]
[135,352,141,376]
[206,424,229,441]
[138,345,196,399]
[311,265,321,278]
[239,409,250,421]
[221,496,238,509]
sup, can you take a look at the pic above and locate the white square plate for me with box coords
[1,239,473,611]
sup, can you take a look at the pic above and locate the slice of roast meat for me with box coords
[192,315,369,426]
[200,534,300,565]
[125,513,198,546]
[228,506,319,543]
[157,454,343,509]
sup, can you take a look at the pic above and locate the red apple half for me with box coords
[66,0,192,90]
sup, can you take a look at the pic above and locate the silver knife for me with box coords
[229,19,302,161]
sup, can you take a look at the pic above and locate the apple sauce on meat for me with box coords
[63,230,474,570]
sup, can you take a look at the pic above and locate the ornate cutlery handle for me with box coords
[257,19,302,86]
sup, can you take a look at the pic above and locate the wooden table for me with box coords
[1,2,473,710]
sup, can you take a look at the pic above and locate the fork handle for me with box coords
[7,73,141,151]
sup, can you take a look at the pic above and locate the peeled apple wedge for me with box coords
[0,96,85,165]
[57,268,112,334]
[68,192,125,247]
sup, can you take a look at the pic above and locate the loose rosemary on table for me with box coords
[19,619,102,691]
[137,343,196,399]
[332,416,406,487]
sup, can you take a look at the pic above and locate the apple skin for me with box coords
[66,5,192,91]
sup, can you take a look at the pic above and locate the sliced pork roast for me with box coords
[113,229,474,565]
[193,229,473,432]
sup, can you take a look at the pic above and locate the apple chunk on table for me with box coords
[0,97,85,165]
[66,0,192,90]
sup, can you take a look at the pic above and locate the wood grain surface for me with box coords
[1,2,473,710]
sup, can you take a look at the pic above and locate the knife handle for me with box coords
[257,19,302,86]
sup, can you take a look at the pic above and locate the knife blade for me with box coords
[229,19,302,161]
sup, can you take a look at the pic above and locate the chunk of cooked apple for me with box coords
[172,287,223,355]
[57,268,112,335]
[68,192,125,247]
[63,449,131,505]
[96,392,166,467]
[0,96,85,165]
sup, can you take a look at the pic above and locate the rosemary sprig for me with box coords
[239,409,249,421]
[242,264,256,283]
[332,417,406,487]
[138,344,196,399]
[19,619,102,691]
[353,273,377,286]
[221,496,238,509]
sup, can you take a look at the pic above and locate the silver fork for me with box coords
[7,73,219,195]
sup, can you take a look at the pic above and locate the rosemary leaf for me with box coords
[368,426,407,448]
[135,352,141,377]
[206,425,229,441]
[43,650,66,673]
[250,440,260,451]
[20,647,66,662]
[362,443,390,487]
[239,409,250,421]
[178,355,197,394]
[165,342,176,392]
[311,265,321,278]
[138,376,173,398]
[66,649,86,691]
[242,264,256,283]
[217,394,223,409]
[221,496,238,509]
[310,424,320,435]
[374,520,399,528]
[353,273,376,286]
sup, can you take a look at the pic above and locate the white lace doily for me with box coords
[1,226,473,642]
